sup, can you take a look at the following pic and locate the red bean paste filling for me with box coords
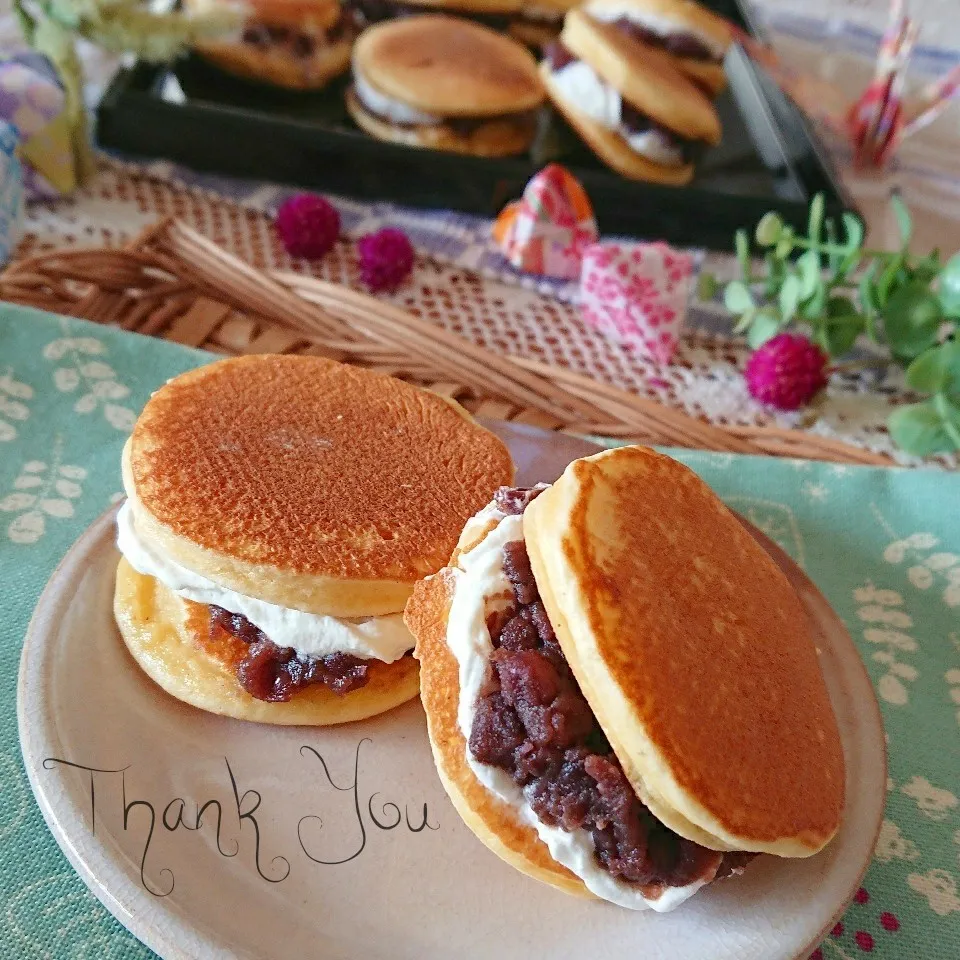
[241,15,352,59]
[468,486,753,894]
[544,43,697,162]
[610,18,719,63]
[210,606,371,702]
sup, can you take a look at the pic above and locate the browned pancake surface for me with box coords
[354,16,544,116]
[129,355,513,583]
[558,447,844,848]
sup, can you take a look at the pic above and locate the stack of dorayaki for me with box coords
[187,0,732,183]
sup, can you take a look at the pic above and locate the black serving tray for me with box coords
[95,1,854,249]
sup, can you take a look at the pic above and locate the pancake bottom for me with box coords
[115,558,420,725]
[405,569,592,899]
[346,89,537,157]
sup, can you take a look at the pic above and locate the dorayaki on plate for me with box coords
[185,0,355,91]
[114,355,513,725]
[346,15,546,157]
[541,9,721,185]
[404,446,845,911]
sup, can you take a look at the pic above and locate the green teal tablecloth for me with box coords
[1,304,958,959]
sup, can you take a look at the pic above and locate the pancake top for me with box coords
[128,356,514,586]
[187,0,343,30]
[523,446,845,856]
[353,15,545,116]
[561,10,721,144]
[586,0,733,52]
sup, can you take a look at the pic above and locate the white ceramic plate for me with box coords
[18,425,886,960]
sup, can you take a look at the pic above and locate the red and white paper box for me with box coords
[580,241,694,365]
[492,164,598,279]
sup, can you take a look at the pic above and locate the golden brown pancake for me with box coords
[584,0,732,96]
[523,447,845,856]
[116,559,420,725]
[125,355,514,618]
[185,0,352,91]
[353,16,545,116]
[561,9,721,144]
[541,65,694,185]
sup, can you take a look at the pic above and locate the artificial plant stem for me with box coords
[831,357,892,373]
[790,238,890,260]
[943,415,960,449]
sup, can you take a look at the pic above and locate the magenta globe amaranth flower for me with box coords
[745,333,829,411]
[357,228,415,293]
[275,193,340,260]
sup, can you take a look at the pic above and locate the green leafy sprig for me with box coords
[703,195,960,457]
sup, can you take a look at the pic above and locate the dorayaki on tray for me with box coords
[404,445,845,911]
[346,15,546,157]
[113,354,513,725]
[186,0,356,90]
[541,10,721,185]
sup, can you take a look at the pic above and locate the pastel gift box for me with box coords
[492,164,598,280]
[580,241,694,365]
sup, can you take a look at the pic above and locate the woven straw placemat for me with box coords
[0,219,890,465]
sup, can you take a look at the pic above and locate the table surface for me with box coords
[2,303,960,959]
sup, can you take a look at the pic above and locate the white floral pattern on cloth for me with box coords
[947,668,960,727]
[874,819,920,864]
[0,441,87,544]
[723,496,806,566]
[580,241,694,365]
[900,777,959,822]
[853,583,919,706]
[0,369,31,442]
[907,870,960,917]
[43,331,135,431]
[881,531,960,608]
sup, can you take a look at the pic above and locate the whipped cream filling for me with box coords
[584,3,726,60]
[353,64,442,127]
[444,502,708,912]
[546,60,686,166]
[116,500,412,664]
